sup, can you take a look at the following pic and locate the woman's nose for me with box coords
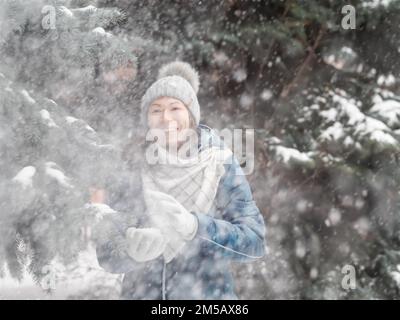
[162,109,173,121]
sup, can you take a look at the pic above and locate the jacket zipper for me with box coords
[162,261,167,300]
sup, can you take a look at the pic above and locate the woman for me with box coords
[95,61,266,300]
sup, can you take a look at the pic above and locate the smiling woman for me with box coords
[95,61,266,300]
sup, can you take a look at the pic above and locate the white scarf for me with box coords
[141,143,232,263]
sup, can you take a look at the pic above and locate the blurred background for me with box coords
[1,0,400,299]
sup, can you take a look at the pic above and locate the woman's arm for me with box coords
[95,210,139,274]
[91,176,146,274]
[194,157,267,262]
[88,187,134,273]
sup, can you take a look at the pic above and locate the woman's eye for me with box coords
[152,109,161,113]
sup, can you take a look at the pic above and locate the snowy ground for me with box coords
[0,244,122,300]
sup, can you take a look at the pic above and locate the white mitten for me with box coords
[125,227,166,262]
[146,190,198,240]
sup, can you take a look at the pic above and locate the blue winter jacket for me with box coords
[96,125,267,300]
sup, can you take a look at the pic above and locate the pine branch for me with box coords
[280,26,325,98]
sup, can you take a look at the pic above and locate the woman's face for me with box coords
[147,96,191,148]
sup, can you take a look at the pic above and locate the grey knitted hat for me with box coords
[141,61,200,126]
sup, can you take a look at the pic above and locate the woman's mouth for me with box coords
[162,124,180,133]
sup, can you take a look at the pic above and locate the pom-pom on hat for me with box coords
[141,61,200,126]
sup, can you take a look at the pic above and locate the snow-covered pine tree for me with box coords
[1,0,138,137]
[251,1,400,299]
[0,0,139,297]
[0,70,113,279]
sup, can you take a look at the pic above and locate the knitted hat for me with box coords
[141,61,200,127]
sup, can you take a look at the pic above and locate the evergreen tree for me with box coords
[0,0,136,297]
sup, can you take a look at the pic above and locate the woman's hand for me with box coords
[89,188,106,204]
[125,227,166,262]
[146,190,199,241]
